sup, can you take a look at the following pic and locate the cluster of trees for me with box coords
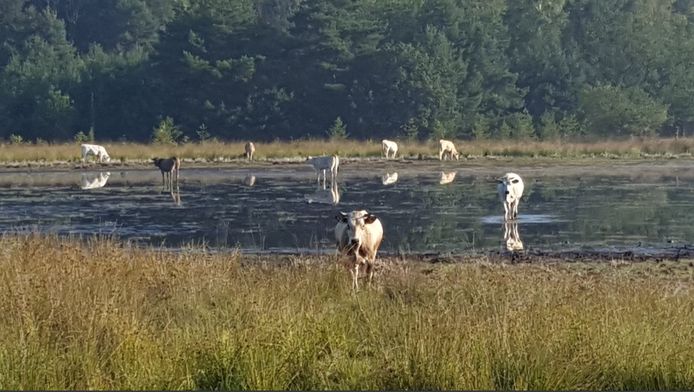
[1,0,693,142]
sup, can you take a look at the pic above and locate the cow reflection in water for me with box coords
[503,221,524,253]
[304,180,340,205]
[381,172,398,185]
[439,171,457,185]
[80,172,110,190]
[243,174,256,187]
[170,187,182,206]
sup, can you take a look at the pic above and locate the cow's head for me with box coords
[498,175,522,202]
[102,153,111,163]
[336,210,378,249]
[152,158,162,167]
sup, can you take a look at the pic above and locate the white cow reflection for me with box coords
[304,180,340,205]
[503,221,524,252]
[382,172,398,185]
[170,187,182,206]
[80,172,110,190]
[439,171,457,185]
[243,174,256,187]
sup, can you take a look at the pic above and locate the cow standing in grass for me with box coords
[245,142,256,160]
[334,210,384,290]
[81,144,111,164]
[153,157,180,190]
[382,139,398,159]
[438,139,460,161]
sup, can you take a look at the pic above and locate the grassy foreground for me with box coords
[1,235,694,390]
[0,137,693,164]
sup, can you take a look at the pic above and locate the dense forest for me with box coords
[1,0,694,142]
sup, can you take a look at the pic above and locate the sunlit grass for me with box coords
[0,137,692,164]
[0,234,693,389]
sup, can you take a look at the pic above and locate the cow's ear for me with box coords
[335,212,348,222]
[364,214,378,224]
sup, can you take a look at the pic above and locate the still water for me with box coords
[0,160,691,254]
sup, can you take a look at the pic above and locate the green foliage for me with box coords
[327,116,348,140]
[73,131,90,143]
[196,123,211,143]
[152,117,183,145]
[9,134,23,144]
[537,112,559,140]
[558,114,583,138]
[579,85,669,137]
[0,0,693,141]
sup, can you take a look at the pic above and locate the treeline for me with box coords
[1,0,694,142]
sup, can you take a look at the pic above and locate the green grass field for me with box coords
[0,137,693,165]
[1,235,693,389]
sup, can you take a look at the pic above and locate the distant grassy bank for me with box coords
[1,235,693,389]
[0,137,693,166]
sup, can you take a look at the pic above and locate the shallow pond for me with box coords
[0,160,692,254]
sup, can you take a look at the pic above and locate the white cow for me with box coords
[382,139,398,159]
[307,155,339,187]
[439,171,457,185]
[79,172,110,190]
[381,172,398,185]
[244,142,256,160]
[80,144,111,163]
[335,210,384,290]
[503,222,524,252]
[438,139,459,161]
[497,172,525,221]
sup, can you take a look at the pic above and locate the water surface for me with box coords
[0,160,691,254]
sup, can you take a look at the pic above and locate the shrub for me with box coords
[152,117,183,145]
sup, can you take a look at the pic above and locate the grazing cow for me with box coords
[335,210,384,290]
[80,144,111,163]
[304,180,340,205]
[80,172,110,190]
[244,142,256,160]
[382,139,398,159]
[439,171,457,185]
[381,172,398,185]
[503,222,524,252]
[307,155,339,187]
[497,172,525,221]
[438,139,460,161]
[153,157,181,189]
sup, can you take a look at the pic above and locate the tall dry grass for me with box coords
[0,137,692,164]
[0,234,693,389]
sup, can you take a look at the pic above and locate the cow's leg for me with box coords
[352,263,359,291]
[512,201,519,220]
[503,202,510,221]
[366,262,374,286]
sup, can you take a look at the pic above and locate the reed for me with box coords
[0,234,692,389]
[0,137,692,164]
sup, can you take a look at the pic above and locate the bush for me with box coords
[327,117,348,141]
[579,85,668,137]
[73,131,90,143]
[152,117,183,145]
[9,134,23,145]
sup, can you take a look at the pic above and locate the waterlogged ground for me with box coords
[0,159,692,255]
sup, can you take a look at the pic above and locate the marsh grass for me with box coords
[1,234,693,389]
[0,137,692,164]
